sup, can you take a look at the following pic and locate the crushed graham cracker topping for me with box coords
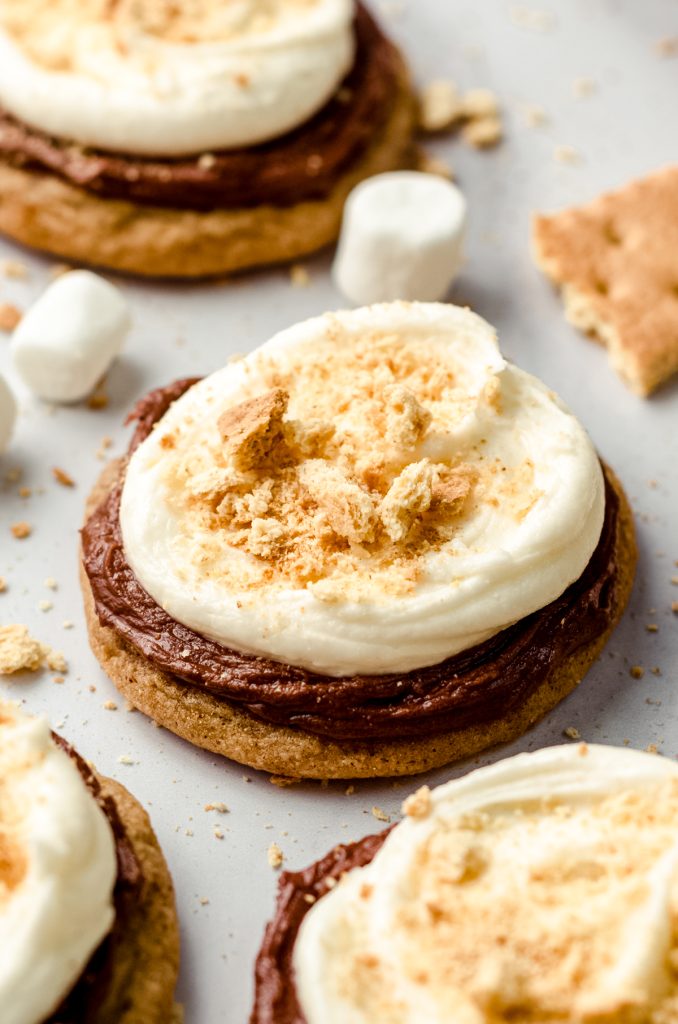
[0,624,67,676]
[154,327,528,603]
[1,0,324,65]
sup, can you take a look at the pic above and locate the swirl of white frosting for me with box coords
[0,0,354,155]
[0,702,117,1024]
[120,302,605,677]
[295,744,678,1023]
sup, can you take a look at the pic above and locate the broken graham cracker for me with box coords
[532,165,678,395]
[0,624,66,675]
[218,387,289,470]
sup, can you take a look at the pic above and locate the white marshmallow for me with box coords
[332,172,467,306]
[0,373,17,453]
[11,271,131,404]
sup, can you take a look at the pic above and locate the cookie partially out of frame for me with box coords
[81,459,636,781]
[532,164,678,396]
[0,63,415,280]
[55,771,180,1024]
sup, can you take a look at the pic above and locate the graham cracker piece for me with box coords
[379,460,436,542]
[298,460,376,544]
[532,165,678,396]
[218,388,289,470]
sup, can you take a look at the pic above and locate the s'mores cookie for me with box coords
[533,165,678,396]
[81,302,635,779]
[252,744,678,1023]
[0,1,415,278]
[0,700,179,1024]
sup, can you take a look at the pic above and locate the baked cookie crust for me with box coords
[0,61,415,279]
[81,460,636,780]
[64,772,180,1024]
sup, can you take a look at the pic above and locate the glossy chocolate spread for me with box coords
[81,380,621,744]
[46,738,142,1024]
[251,829,389,1024]
[0,5,402,212]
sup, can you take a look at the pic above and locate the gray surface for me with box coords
[0,1,677,1021]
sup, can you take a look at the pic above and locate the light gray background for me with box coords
[1,1,677,1020]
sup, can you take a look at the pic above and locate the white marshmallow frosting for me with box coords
[0,0,354,156]
[295,744,678,1024]
[120,302,605,678]
[0,702,117,1024]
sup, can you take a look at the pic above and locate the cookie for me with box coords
[533,164,678,395]
[81,408,635,780]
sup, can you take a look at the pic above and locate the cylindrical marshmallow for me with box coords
[332,172,467,306]
[11,271,131,403]
[0,373,17,453]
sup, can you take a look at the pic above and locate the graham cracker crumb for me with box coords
[1,259,27,279]
[656,36,678,57]
[554,144,581,164]
[103,700,118,710]
[0,577,6,593]
[521,103,548,127]
[44,577,58,590]
[462,88,499,119]
[10,521,31,539]
[0,303,22,332]
[646,623,659,633]
[117,754,135,765]
[402,785,432,819]
[463,115,503,148]
[563,726,581,740]
[219,388,289,471]
[299,460,376,543]
[204,802,229,813]
[18,486,31,499]
[418,79,463,133]
[384,385,431,448]
[38,599,53,612]
[0,625,48,674]
[573,77,597,98]
[45,649,67,672]
[379,460,436,542]
[630,665,645,679]
[372,806,390,823]
[52,466,75,487]
[289,264,310,288]
[268,842,284,869]
[671,601,678,614]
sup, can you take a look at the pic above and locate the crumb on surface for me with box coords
[630,665,645,679]
[289,264,310,288]
[10,521,31,539]
[267,842,284,869]
[204,802,229,813]
[103,700,118,710]
[1,259,27,279]
[463,115,503,148]
[563,726,581,740]
[418,152,455,179]
[418,79,463,133]
[52,466,75,487]
[402,785,432,819]
[269,775,301,788]
[371,806,390,823]
[0,577,6,593]
[0,624,65,675]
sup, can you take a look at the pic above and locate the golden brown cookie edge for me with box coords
[0,57,415,279]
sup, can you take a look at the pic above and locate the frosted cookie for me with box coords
[0,1,415,278]
[533,165,678,396]
[0,700,179,1024]
[80,302,636,779]
[252,743,678,1023]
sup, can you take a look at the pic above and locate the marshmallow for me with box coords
[11,271,131,403]
[0,373,17,453]
[332,172,467,306]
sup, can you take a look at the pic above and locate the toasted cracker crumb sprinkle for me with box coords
[554,144,581,164]
[44,577,58,590]
[630,665,645,679]
[671,602,678,614]
[563,726,581,740]
[87,392,109,410]
[573,77,597,97]
[10,521,31,539]
[463,115,503,148]
[289,264,310,288]
[268,842,284,869]
[38,599,53,612]
[418,79,463,133]
[0,577,6,593]
[117,754,135,765]
[418,153,455,180]
[0,303,22,332]
[103,700,118,710]
[402,785,432,819]
[646,623,659,632]
[372,806,390,823]
[52,466,75,487]
[204,802,229,813]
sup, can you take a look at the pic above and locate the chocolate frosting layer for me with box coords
[81,380,622,743]
[46,738,142,1024]
[251,829,389,1024]
[0,5,400,212]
